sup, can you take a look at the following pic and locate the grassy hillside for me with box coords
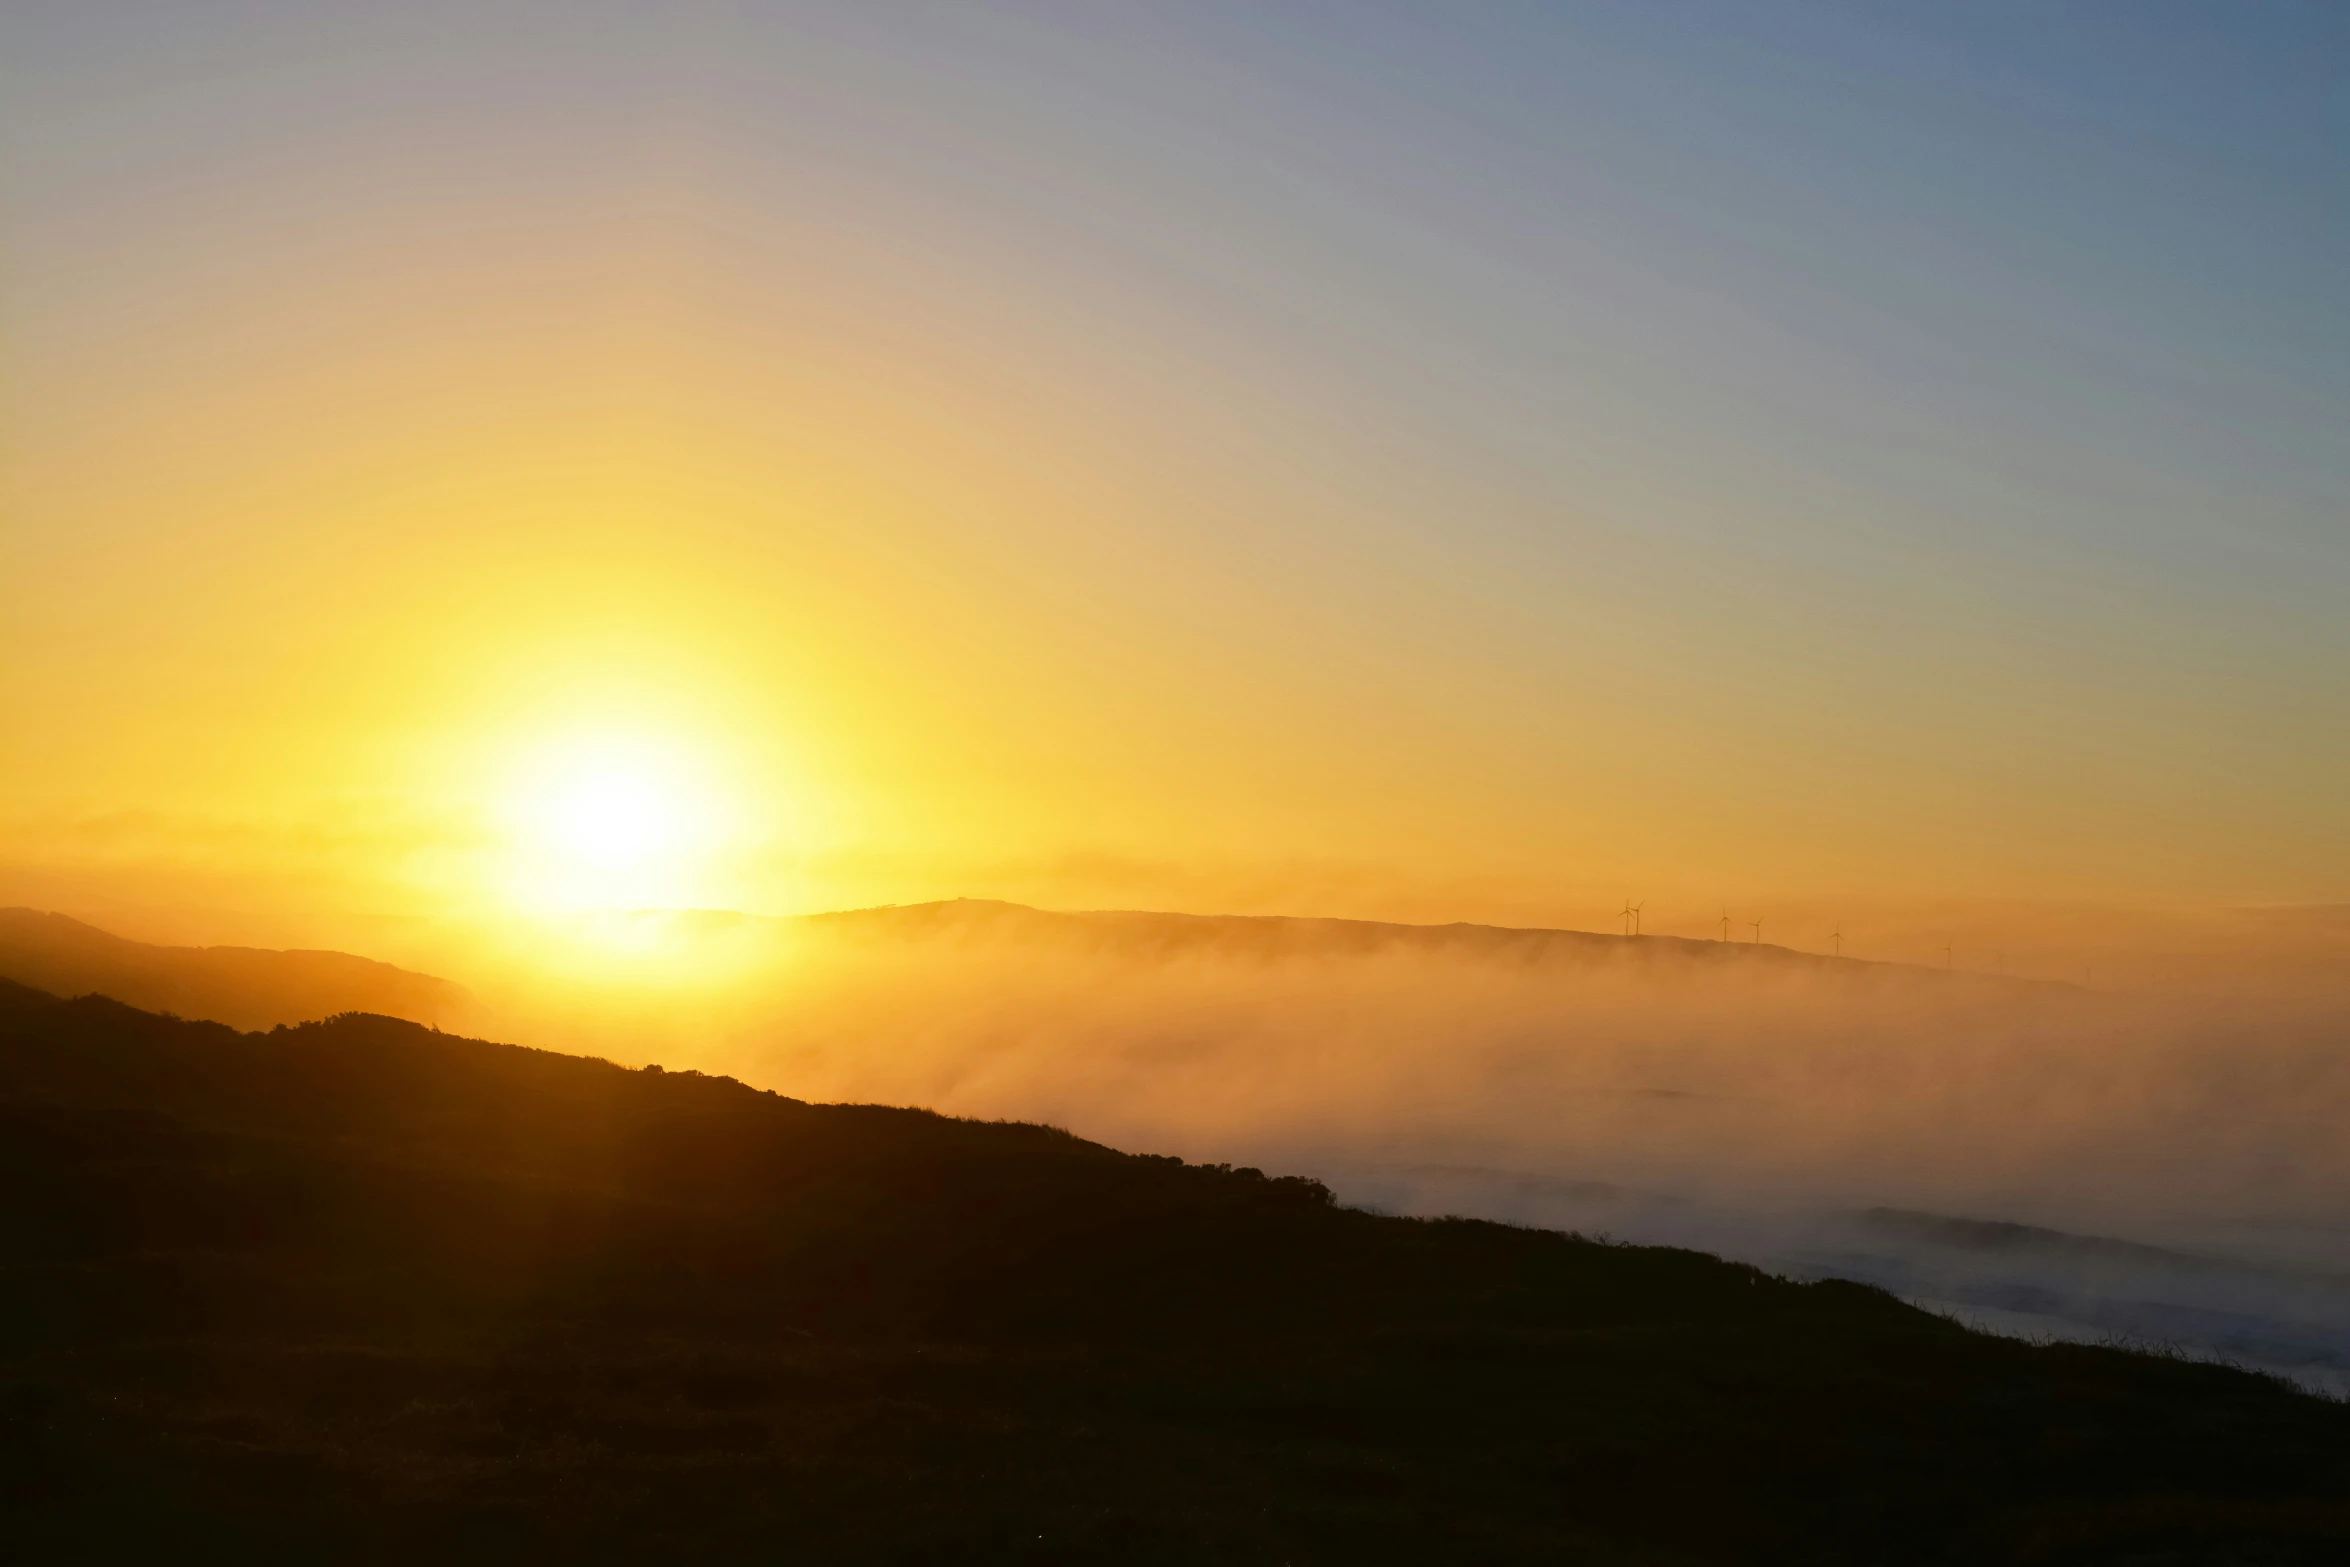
[2,985,2345,1563]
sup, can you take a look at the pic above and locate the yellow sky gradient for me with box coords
[6,5,2346,975]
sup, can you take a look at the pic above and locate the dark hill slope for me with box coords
[0,907,470,1031]
[2,992,2345,1564]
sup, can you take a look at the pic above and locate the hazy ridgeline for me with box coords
[0,907,472,1034]
[455,901,2350,1388]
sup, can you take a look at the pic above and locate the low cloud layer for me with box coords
[455,902,2348,1385]
[451,905,2337,1234]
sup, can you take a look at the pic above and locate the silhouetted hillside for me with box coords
[3,988,2346,1564]
[0,907,470,1031]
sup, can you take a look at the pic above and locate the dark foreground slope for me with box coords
[2,985,2346,1565]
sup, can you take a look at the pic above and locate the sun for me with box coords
[544,771,677,869]
[499,734,729,910]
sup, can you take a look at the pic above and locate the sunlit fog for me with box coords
[312,898,2337,1392]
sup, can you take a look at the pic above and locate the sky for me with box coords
[4,1,2346,946]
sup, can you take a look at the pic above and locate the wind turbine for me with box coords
[1619,899,1636,937]
[1830,922,1843,958]
[1942,943,1954,971]
[1718,908,1730,942]
[1630,901,1645,937]
[1748,916,1764,945]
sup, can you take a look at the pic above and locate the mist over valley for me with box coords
[14,897,2348,1394]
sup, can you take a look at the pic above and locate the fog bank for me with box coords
[473,901,2350,1385]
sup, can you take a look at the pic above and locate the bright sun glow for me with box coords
[546,773,678,869]
[498,733,734,913]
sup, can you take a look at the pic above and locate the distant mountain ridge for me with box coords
[0,907,470,1032]
[798,897,2057,986]
[0,893,2047,1045]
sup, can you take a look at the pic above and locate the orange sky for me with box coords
[6,4,2346,961]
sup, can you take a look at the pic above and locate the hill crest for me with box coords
[0,906,472,1032]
